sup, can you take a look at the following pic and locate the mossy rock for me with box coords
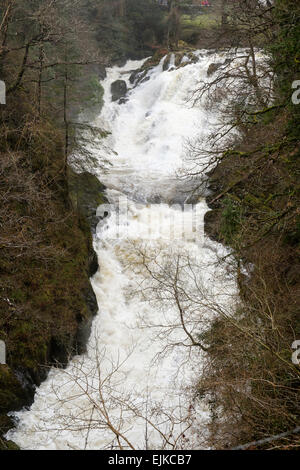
[162,54,171,71]
[142,48,169,70]
[0,367,26,413]
[68,169,108,232]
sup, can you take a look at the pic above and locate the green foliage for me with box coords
[87,77,104,107]
[284,214,300,246]
[269,1,300,122]
[201,0,300,448]
[220,197,243,245]
[90,0,166,61]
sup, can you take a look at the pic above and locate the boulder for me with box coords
[111,79,127,102]
[129,69,139,84]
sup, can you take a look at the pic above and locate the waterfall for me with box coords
[6,51,238,450]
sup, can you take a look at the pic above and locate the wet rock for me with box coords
[140,75,151,85]
[76,285,99,355]
[75,316,94,355]
[132,70,148,88]
[129,69,139,84]
[68,170,108,233]
[89,250,99,278]
[163,54,171,71]
[175,52,184,67]
[207,62,223,77]
[111,80,127,102]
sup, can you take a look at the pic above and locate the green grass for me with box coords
[181,12,219,29]
[180,11,219,43]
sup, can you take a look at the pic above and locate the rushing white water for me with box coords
[7,51,239,450]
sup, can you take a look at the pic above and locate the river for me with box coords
[7,51,237,450]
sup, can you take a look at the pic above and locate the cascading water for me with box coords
[7,51,238,450]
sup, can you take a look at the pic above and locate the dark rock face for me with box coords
[61,172,105,355]
[129,69,139,84]
[75,283,99,356]
[132,70,147,87]
[68,170,106,355]
[68,170,108,233]
[111,80,127,102]
[118,97,129,105]
[163,55,171,71]
[89,250,99,278]
[75,282,99,356]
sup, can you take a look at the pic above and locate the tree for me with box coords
[123,242,300,448]
[89,0,166,61]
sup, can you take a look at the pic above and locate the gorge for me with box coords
[7,52,238,450]
[1,0,299,452]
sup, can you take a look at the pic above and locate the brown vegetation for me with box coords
[0,0,108,449]
[195,0,300,449]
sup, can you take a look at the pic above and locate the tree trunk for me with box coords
[7,42,30,94]
[0,1,13,72]
[63,64,69,175]
[221,0,228,27]
[37,44,45,116]
[118,0,126,17]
